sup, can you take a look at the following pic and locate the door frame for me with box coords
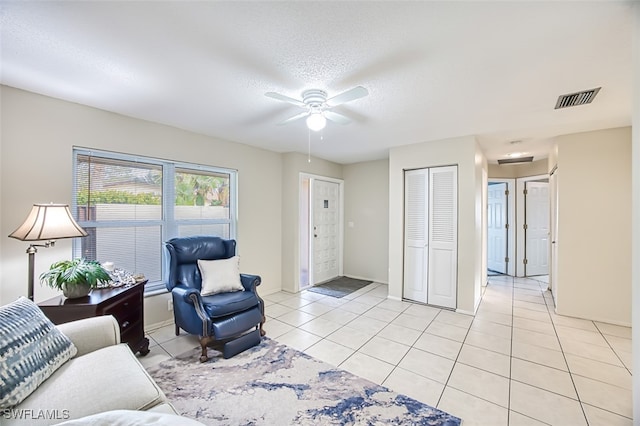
[549,166,558,299]
[488,178,516,277]
[299,173,344,290]
[516,174,549,277]
[523,180,550,277]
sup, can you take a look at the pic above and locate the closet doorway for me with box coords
[514,174,550,277]
[487,179,516,277]
[403,165,458,309]
[524,180,550,276]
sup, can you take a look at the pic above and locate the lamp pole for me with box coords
[26,245,36,300]
[25,241,54,300]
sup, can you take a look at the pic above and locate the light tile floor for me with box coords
[139,275,633,425]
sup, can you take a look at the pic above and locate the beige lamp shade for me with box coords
[9,203,88,241]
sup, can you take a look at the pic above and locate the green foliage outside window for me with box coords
[76,190,161,205]
[175,173,229,207]
[76,176,229,207]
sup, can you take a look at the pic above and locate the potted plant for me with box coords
[40,258,112,299]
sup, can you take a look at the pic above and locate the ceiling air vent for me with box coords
[555,87,601,109]
[498,156,534,165]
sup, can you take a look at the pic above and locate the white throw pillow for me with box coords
[198,256,244,296]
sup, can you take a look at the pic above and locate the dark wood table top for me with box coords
[38,280,148,307]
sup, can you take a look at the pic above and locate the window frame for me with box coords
[72,147,238,294]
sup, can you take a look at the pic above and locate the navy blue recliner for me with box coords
[164,236,265,362]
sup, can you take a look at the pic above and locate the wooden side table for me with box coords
[38,281,150,356]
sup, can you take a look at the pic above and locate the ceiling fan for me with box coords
[265,86,369,131]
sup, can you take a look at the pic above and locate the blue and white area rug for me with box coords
[147,338,461,425]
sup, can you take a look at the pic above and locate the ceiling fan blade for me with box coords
[277,111,309,126]
[265,92,306,108]
[323,110,352,125]
[325,86,369,107]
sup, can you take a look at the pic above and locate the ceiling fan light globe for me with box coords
[306,113,326,132]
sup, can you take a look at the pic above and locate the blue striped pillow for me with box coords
[0,297,77,408]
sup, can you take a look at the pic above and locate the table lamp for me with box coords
[8,203,88,300]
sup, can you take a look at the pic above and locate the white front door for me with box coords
[311,179,340,284]
[403,169,429,303]
[525,181,550,276]
[487,182,508,274]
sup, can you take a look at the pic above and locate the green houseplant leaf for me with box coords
[40,258,111,291]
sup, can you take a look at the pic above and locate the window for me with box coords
[72,148,237,293]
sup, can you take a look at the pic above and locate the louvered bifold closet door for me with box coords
[403,169,429,303]
[427,166,458,309]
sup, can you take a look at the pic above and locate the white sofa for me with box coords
[5,315,184,425]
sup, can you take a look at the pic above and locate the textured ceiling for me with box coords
[0,1,633,164]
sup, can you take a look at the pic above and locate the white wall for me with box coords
[280,152,342,293]
[554,127,631,326]
[388,135,487,314]
[0,98,3,293]
[631,3,639,420]
[0,86,283,327]
[476,144,488,300]
[343,159,389,284]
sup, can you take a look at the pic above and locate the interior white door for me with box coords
[525,181,550,276]
[487,182,508,274]
[550,171,559,301]
[427,166,458,309]
[403,169,429,303]
[311,179,340,284]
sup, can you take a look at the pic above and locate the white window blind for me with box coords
[72,148,237,294]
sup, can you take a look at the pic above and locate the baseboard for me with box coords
[261,288,296,296]
[386,295,402,302]
[145,319,174,333]
[554,310,632,328]
[344,274,388,285]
